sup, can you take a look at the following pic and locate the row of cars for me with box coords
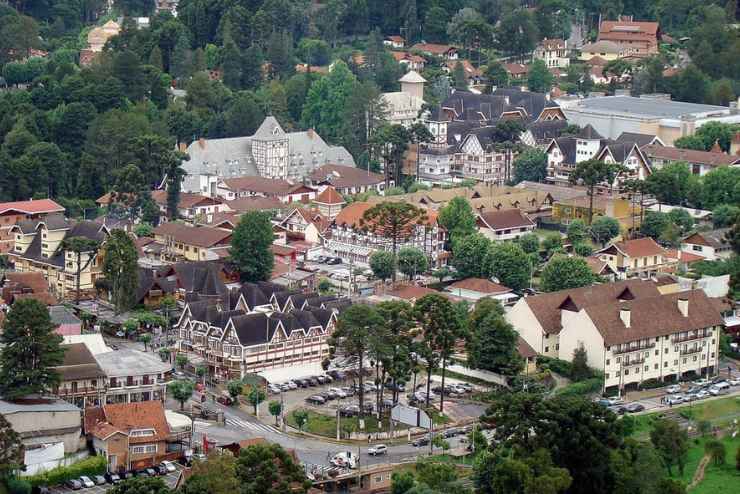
[62,462,177,490]
[663,378,738,405]
[411,424,478,447]
[267,374,337,394]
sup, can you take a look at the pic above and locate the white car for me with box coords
[666,395,684,405]
[368,444,387,456]
[729,378,740,386]
[693,378,712,387]
[666,385,681,394]
[79,476,95,488]
[162,460,177,473]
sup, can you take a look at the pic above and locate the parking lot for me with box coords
[48,468,181,493]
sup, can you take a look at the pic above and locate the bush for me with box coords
[6,479,31,494]
[556,377,604,397]
[638,378,666,390]
[536,356,573,376]
[25,455,106,487]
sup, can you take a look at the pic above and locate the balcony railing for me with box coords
[672,332,711,344]
[612,342,656,355]
[680,346,703,356]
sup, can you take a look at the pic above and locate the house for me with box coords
[476,209,535,241]
[308,164,387,196]
[386,285,443,303]
[278,208,328,244]
[585,256,618,279]
[182,116,355,195]
[502,63,530,80]
[1,271,58,306]
[326,202,448,268]
[52,343,107,409]
[135,267,178,307]
[595,237,672,279]
[313,186,345,220]
[518,337,538,375]
[545,124,652,188]
[641,145,740,176]
[49,305,82,336]
[391,51,426,71]
[597,17,660,58]
[95,349,172,404]
[663,249,706,272]
[562,95,740,145]
[8,216,108,301]
[579,40,625,61]
[86,401,172,471]
[0,199,65,254]
[384,35,405,49]
[615,132,664,148]
[552,195,640,232]
[446,278,517,305]
[381,71,426,128]
[681,229,732,261]
[215,176,317,204]
[444,59,482,84]
[411,43,458,59]
[150,191,226,222]
[534,38,569,69]
[150,223,231,262]
[176,287,347,378]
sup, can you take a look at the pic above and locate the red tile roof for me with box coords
[478,209,534,231]
[309,164,384,188]
[389,285,440,301]
[411,43,456,55]
[151,190,222,208]
[643,145,740,167]
[449,278,511,294]
[611,237,665,258]
[314,186,345,205]
[0,199,64,215]
[86,401,171,443]
[153,222,231,248]
[221,177,305,196]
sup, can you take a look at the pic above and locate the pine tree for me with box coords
[403,0,419,44]
[242,44,264,89]
[149,46,163,70]
[102,230,139,314]
[171,33,193,82]
[193,47,207,73]
[222,38,243,89]
[0,299,64,399]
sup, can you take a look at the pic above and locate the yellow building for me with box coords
[8,215,108,300]
[552,195,641,232]
[151,222,232,262]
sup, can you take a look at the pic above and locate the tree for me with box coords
[360,202,428,282]
[438,196,477,242]
[567,220,588,245]
[227,380,243,401]
[541,255,596,292]
[701,166,740,209]
[516,233,540,254]
[398,247,428,280]
[176,354,188,369]
[108,477,171,494]
[416,460,458,490]
[391,470,416,494]
[541,233,563,256]
[171,32,193,81]
[705,439,727,465]
[570,347,592,381]
[666,208,695,234]
[102,230,139,314]
[650,418,689,475]
[569,159,624,224]
[527,59,555,93]
[467,300,523,375]
[590,216,620,246]
[268,400,282,425]
[513,148,547,184]
[641,212,670,240]
[371,123,431,187]
[230,212,274,282]
[713,204,740,228]
[489,242,532,291]
[475,448,572,494]
[170,379,194,410]
[0,299,63,400]
[64,236,102,305]
[0,412,24,477]
[655,478,686,494]
[247,387,266,415]
[495,8,537,61]
[646,162,697,206]
[181,451,239,494]
[369,250,395,282]
[328,304,383,418]
[483,60,509,90]
[451,233,493,279]
[376,301,415,405]
[291,409,309,431]
[236,443,310,494]
[301,61,356,143]
[415,294,460,413]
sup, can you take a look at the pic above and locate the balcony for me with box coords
[680,346,703,356]
[672,332,711,344]
[612,342,656,355]
[58,386,102,395]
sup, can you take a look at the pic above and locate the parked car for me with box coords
[443,428,460,438]
[154,464,167,475]
[136,469,150,477]
[161,461,177,473]
[121,471,135,480]
[316,256,327,263]
[105,472,121,484]
[93,475,106,485]
[286,381,298,390]
[326,257,342,265]
[306,395,326,405]
[412,436,430,447]
[340,405,360,417]
[624,403,645,413]
[695,390,710,400]
[666,384,681,394]
[79,476,95,488]
[267,384,282,394]
[368,444,388,456]
[709,386,728,396]
[693,378,712,387]
[666,395,684,405]
[65,479,82,490]
[316,375,328,384]
[729,378,740,386]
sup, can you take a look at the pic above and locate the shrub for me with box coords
[556,377,604,397]
[25,455,106,487]
[638,378,666,390]
[536,356,573,376]
[6,479,31,494]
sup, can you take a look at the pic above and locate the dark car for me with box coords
[443,428,460,438]
[122,470,136,480]
[65,479,82,490]
[625,403,645,413]
[136,469,150,477]
[154,464,168,475]
[340,405,360,417]
[412,436,430,447]
[32,486,51,494]
[308,377,320,386]
[306,395,326,405]
[105,472,122,484]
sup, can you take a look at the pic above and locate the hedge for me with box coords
[536,356,573,377]
[25,455,106,487]
[555,377,604,397]
[6,479,30,494]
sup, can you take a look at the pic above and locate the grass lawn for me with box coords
[631,396,740,441]
[287,408,409,437]
[677,435,740,493]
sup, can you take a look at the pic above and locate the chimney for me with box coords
[678,297,689,317]
[620,306,631,328]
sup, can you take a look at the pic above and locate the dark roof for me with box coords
[231,313,272,346]
[308,164,384,188]
[136,268,177,304]
[527,119,569,141]
[438,88,559,126]
[54,343,106,381]
[237,282,270,309]
[290,309,322,329]
[616,132,659,147]
[153,223,231,248]
[307,307,334,329]
[478,209,534,231]
[173,262,229,297]
[576,124,603,140]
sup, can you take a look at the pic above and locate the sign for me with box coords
[391,404,431,429]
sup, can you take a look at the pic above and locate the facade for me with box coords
[681,229,732,261]
[95,350,172,404]
[8,216,108,301]
[176,284,347,379]
[595,237,672,279]
[579,40,625,62]
[277,208,328,244]
[381,71,426,128]
[391,51,426,71]
[552,195,640,231]
[216,176,317,203]
[326,202,448,268]
[150,191,225,222]
[0,199,65,254]
[476,209,535,241]
[597,18,660,58]
[534,38,569,69]
[642,145,740,176]
[384,36,405,49]
[0,398,83,455]
[410,43,458,59]
[445,278,517,305]
[150,223,231,262]
[313,186,345,220]
[53,343,107,409]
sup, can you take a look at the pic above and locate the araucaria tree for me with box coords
[0,299,64,399]
[360,202,428,282]
[230,211,275,282]
[415,294,461,413]
[327,304,383,418]
[569,159,625,224]
[102,230,139,314]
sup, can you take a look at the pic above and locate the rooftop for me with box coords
[94,349,172,377]
[0,198,65,215]
[152,222,231,248]
[573,96,729,119]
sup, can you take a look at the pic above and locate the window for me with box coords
[624,369,629,376]
[606,359,610,365]
[605,373,610,379]
[555,344,559,350]
[616,371,620,377]
[683,358,687,364]
[544,346,549,353]
[674,360,678,365]
[654,363,659,370]
[655,349,659,356]
[644,365,649,371]
[692,245,702,252]
[131,444,157,454]
[616,357,621,363]
[130,428,155,437]
[664,362,668,368]
[664,348,668,354]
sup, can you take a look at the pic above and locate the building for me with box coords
[0,398,83,457]
[579,40,625,62]
[597,18,660,58]
[52,343,107,409]
[0,271,58,307]
[562,95,740,145]
[552,195,640,231]
[545,124,652,187]
[384,35,405,49]
[150,191,225,222]
[595,237,672,279]
[518,337,538,374]
[277,208,328,245]
[50,305,82,335]
[8,216,108,300]
[445,278,517,305]
[534,38,569,69]
[215,176,317,204]
[390,51,426,71]
[502,63,530,81]
[95,349,172,404]
[381,71,426,127]
[313,186,345,220]
[176,285,347,379]
[642,145,740,176]
[326,202,448,268]
[681,229,732,261]
[150,223,231,262]
[182,116,355,195]
[411,43,458,59]
[86,401,172,471]
[476,209,535,241]
[308,164,387,196]
[81,20,120,56]
[0,199,65,254]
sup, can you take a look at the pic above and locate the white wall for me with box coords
[507,300,545,354]
[558,310,605,370]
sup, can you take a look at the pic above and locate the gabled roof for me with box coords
[615,132,662,148]
[602,237,665,258]
[399,70,427,83]
[153,222,231,248]
[53,343,106,381]
[314,186,345,205]
[448,278,511,294]
[308,164,384,188]
[642,145,740,167]
[86,401,170,443]
[478,209,534,231]
[682,229,730,249]
[0,199,65,215]
[576,124,603,140]
[220,176,301,196]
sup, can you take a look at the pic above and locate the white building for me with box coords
[533,38,570,69]
[476,209,535,241]
[681,229,732,261]
[381,71,427,128]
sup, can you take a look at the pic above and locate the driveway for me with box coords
[49,469,181,493]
